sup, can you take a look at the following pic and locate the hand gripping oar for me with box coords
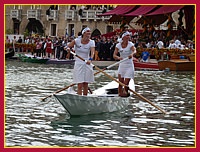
[71,51,166,114]
[41,56,130,101]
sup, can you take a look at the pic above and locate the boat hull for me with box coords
[5,48,15,59]
[92,60,159,70]
[46,59,75,64]
[54,80,135,116]
[158,60,195,71]
[21,57,49,63]
[134,61,159,70]
[54,93,129,116]
[187,54,195,61]
[18,54,49,64]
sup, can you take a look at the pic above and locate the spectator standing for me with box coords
[45,38,53,58]
[41,38,46,58]
[156,38,164,49]
[35,39,42,57]
[105,37,113,60]
[5,36,10,43]
[141,51,150,62]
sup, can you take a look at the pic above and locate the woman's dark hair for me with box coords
[120,31,126,38]
[78,32,82,36]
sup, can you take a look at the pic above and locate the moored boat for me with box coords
[158,59,195,71]
[5,48,15,59]
[46,59,75,64]
[18,54,49,64]
[187,54,195,61]
[92,60,159,70]
[134,60,159,70]
[54,79,135,116]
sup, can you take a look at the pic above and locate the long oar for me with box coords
[71,51,166,114]
[41,83,75,101]
[41,56,130,101]
[91,56,130,75]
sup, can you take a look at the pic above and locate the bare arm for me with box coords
[86,47,95,65]
[113,47,122,60]
[67,40,75,48]
[65,40,75,56]
[128,46,137,59]
[90,47,95,59]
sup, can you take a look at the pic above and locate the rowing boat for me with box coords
[134,60,159,70]
[18,54,49,64]
[46,59,75,64]
[54,79,135,116]
[5,48,15,59]
[158,59,195,71]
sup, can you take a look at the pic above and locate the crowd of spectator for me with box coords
[5,26,195,61]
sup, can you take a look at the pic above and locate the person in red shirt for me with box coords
[45,38,53,58]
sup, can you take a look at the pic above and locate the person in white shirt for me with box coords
[156,39,164,49]
[168,40,177,49]
[175,39,181,46]
[186,40,194,49]
[113,31,136,97]
[66,27,95,96]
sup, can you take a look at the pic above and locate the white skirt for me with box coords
[73,62,94,83]
[118,63,134,79]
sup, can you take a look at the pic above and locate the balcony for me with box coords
[79,10,110,21]
[65,10,76,20]
[95,10,111,21]
[27,9,41,20]
[10,9,22,21]
[47,10,59,21]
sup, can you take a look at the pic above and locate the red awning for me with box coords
[146,5,184,16]
[136,15,168,25]
[98,5,136,16]
[136,5,184,25]
[124,5,158,16]
[108,6,158,24]
[108,15,133,24]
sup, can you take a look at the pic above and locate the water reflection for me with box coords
[5,59,195,147]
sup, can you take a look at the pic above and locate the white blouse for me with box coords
[72,38,95,84]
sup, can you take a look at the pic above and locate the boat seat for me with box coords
[106,88,118,94]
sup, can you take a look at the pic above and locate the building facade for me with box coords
[5,5,125,39]
[5,5,187,40]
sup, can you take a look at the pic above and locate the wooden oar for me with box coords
[91,56,130,75]
[41,56,130,101]
[71,51,166,114]
[41,83,75,101]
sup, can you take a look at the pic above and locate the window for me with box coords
[51,24,57,36]
[107,25,113,33]
[68,24,75,36]
[14,21,20,34]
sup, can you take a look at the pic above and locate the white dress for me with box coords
[116,41,135,79]
[73,38,95,83]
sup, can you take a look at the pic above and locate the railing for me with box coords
[27,9,41,20]
[78,10,111,21]
[10,9,22,21]
[96,10,111,21]
[135,48,195,60]
[65,10,75,20]
[47,10,58,21]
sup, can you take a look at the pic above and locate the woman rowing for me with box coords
[113,31,136,97]
[66,27,95,96]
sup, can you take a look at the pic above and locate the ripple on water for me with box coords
[5,61,195,147]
